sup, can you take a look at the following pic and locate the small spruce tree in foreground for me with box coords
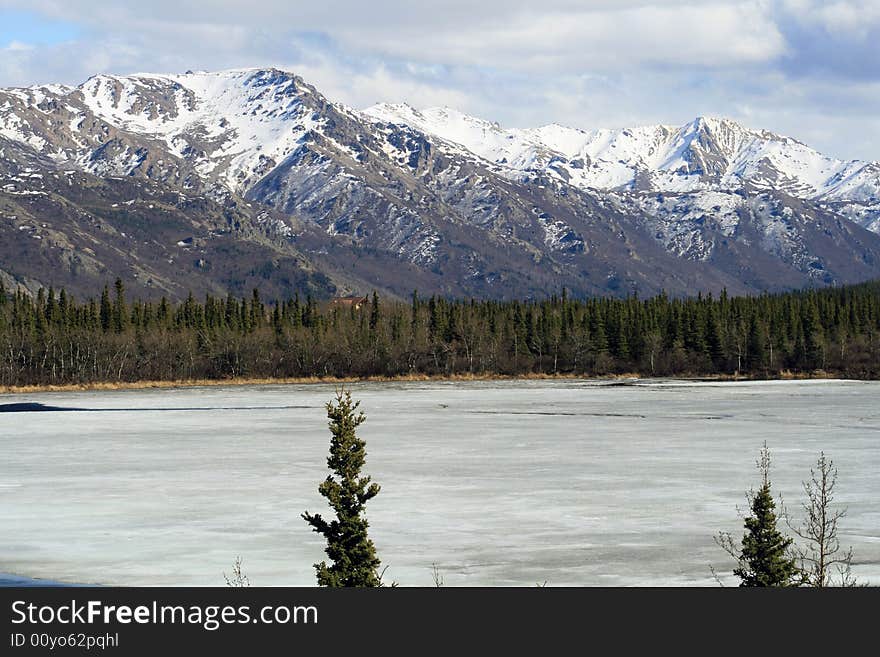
[715,443,801,587]
[302,389,383,587]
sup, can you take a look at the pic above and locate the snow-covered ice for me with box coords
[1,379,878,587]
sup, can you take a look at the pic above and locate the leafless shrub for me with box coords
[430,563,444,587]
[785,452,858,587]
[223,555,250,587]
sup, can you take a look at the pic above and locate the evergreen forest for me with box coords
[1,279,879,387]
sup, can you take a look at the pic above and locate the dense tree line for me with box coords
[1,279,879,386]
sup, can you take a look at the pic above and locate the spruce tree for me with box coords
[99,285,112,333]
[410,290,420,337]
[303,389,383,587]
[746,315,766,371]
[249,288,263,330]
[590,310,608,354]
[705,312,726,368]
[717,444,801,587]
[370,291,380,334]
[802,300,825,369]
[112,278,128,333]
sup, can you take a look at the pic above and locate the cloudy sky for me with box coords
[0,0,878,161]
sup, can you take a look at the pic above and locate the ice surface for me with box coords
[1,379,878,587]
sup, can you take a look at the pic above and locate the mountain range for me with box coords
[2,67,879,300]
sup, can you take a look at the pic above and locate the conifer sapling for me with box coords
[715,443,801,587]
[303,389,383,587]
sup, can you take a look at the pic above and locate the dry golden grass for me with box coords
[0,372,595,394]
[0,369,847,395]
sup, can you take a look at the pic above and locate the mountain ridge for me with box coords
[363,102,880,202]
[2,67,880,300]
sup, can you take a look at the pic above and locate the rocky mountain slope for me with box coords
[1,67,879,300]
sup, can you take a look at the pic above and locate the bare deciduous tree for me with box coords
[224,555,250,587]
[786,452,857,587]
[431,563,444,588]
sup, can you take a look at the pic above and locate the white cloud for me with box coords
[333,2,786,72]
[3,40,33,51]
[0,0,878,160]
[294,61,474,112]
[780,0,880,38]
[7,1,786,71]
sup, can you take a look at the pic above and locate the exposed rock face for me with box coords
[1,68,879,300]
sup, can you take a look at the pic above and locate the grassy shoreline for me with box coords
[0,369,860,395]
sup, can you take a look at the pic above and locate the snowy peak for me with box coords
[365,102,543,168]
[0,68,331,190]
[73,67,318,145]
[364,104,878,204]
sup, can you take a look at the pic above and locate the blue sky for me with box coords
[0,9,78,46]
[0,1,878,162]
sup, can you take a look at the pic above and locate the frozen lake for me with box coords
[1,379,878,587]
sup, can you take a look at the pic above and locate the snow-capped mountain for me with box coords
[364,103,880,208]
[1,69,334,190]
[1,67,880,300]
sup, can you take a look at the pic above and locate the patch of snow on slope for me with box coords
[77,70,324,191]
[364,104,880,207]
